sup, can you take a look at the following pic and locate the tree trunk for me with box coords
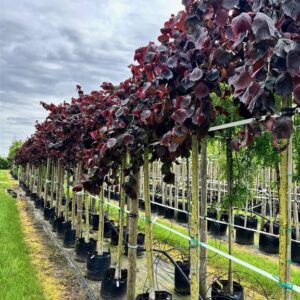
[143,147,155,298]
[190,133,200,300]
[126,168,140,300]
[226,131,234,296]
[97,188,104,255]
[200,138,207,298]
[115,155,126,280]
[44,158,51,208]
[279,96,292,300]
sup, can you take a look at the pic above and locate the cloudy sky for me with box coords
[0,0,183,156]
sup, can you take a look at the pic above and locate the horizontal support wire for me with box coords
[87,192,300,293]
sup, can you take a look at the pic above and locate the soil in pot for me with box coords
[210,213,228,236]
[259,222,279,254]
[174,261,190,295]
[234,215,258,245]
[136,291,172,299]
[124,232,145,256]
[86,251,111,281]
[56,220,71,239]
[63,228,76,248]
[211,279,244,300]
[75,237,97,262]
[100,268,127,300]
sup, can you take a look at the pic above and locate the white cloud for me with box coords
[0,0,183,156]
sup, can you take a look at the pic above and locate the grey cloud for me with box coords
[0,0,183,155]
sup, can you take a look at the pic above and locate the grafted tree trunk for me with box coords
[126,168,140,300]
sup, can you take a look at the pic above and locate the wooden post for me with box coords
[190,133,200,300]
[126,168,140,300]
[200,138,207,297]
[143,146,155,298]
[115,155,126,280]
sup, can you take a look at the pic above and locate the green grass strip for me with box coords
[0,170,45,300]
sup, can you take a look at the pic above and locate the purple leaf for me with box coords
[167,56,178,68]
[194,82,209,98]
[275,73,293,96]
[161,131,172,146]
[232,13,252,35]
[252,12,277,42]
[140,110,152,123]
[189,68,203,82]
[216,9,228,27]
[171,109,188,125]
[122,133,134,145]
[106,138,117,149]
[282,0,300,22]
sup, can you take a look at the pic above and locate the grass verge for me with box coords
[0,170,45,300]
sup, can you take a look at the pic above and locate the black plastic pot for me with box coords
[30,193,37,201]
[156,204,165,215]
[110,226,127,246]
[63,228,76,248]
[86,251,111,281]
[100,268,127,300]
[164,207,174,219]
[234,215,258,245]
[53,216,65,235]
[124,233,145,256]
[174,261,190,295]
[176,210,188,223]
[75,238,97,262]
[207,208,217,232]
[139,199,145,210]
[210,213,228,236]
[150,202,157,213]
[34,197,43,209]
[259,222,279,254]
[104,219,115,238]
[91,214,99,231]
[56,220,71,239]
[43,206,52,220]
[136,291,172,299]
[61,196,66,206]
[211,279,244,300]
[292,241,300,264]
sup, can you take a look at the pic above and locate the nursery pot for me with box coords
[259,222,279,254]
[234,215,258,245]
[211,279,244,300]
[56,220,71,239]
[210,213,228,236]
[110,226,127,246]
[30,193,37,201]
[104,219,115,238]
[174,261,190,295]
[136,291,172,300]
[86,251,111,281]
[292,241,300,264]
[63,228,76,248]
[43,205,53,220]
[100,268,127,300]
[75,237,97,262]
[139,199,145,210]
[91,214,99,231]
[207,208,217,232]
[150,201,157,213]
[53,216,65,235]
[124,232,145,256]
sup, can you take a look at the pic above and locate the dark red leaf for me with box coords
[216,9,228,27]
[171,109,188,125]
[194,82,209,98]
[232,13,252,35]
[161,131,172,146]
[252,12,277,41]
[106,138,117,149]
[122,133,134,145]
